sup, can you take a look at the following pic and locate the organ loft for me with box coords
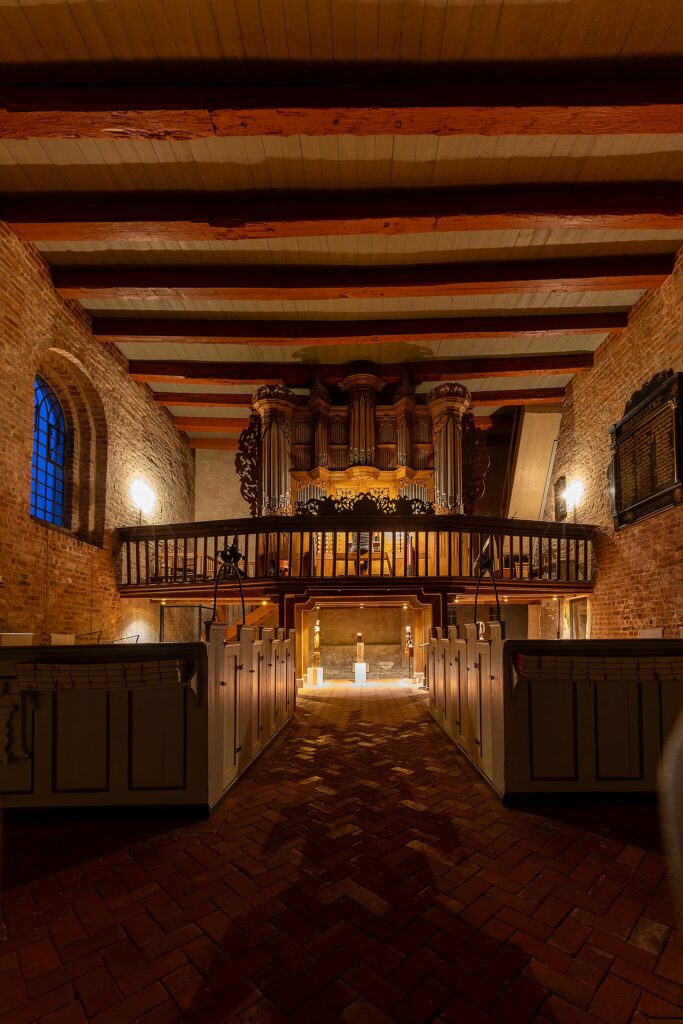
[238,366,490,517]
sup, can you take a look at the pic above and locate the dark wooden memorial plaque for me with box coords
[609,371,682,529]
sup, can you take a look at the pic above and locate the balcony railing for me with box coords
[118,513,595,592]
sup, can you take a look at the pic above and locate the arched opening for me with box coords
[31,375,68,528]
[34,350,108,546]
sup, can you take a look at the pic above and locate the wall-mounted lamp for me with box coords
[131,478,156,522]
[563,480,584,518]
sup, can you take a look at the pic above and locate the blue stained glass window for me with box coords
[31,376,67,527]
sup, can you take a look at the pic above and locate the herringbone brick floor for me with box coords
[1,685,681,1023]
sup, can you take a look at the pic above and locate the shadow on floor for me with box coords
[0,811,195,890]
[514,800,664,855]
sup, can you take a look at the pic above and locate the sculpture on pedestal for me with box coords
[356,633,364,663]
[312,618,321,668]
[405,624,414,679]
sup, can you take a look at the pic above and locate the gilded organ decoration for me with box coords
[240,366,488,516]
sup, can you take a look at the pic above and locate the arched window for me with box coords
[31,375,68,527]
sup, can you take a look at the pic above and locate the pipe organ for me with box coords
[241,367,488,515]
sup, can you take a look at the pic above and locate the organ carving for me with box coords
[236,365,490,515]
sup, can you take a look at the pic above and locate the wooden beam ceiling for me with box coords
[1,83,681,138]
[174,416,249,432]
[93,311,625,348]
[7,186,683,242]
[70,256,672,303]
[131,354,592,386]
[153,392,256,408]
[152,386,565,408]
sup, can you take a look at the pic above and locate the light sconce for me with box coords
[131,478,156,520]
[563,480,584,511]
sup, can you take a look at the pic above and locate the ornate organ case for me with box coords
[237,368,489,517]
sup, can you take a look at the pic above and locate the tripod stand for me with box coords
[472,549,502,638]
[205,536,247,640]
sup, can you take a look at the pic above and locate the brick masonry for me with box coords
[0,222,195,643]
[0,686,680,1022]
[544,254,683,638]
[195,450,251,522]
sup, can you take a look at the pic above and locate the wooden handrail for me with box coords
[119,512,596,543]
[117,513,597,591]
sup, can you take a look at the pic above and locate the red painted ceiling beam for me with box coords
[1,83,681,138]
[78,256,671,302]
[153,392,256,408]
[7,186,683,242]
[131,353,592,387]
[94,311,626,347]
[152,386,565,408]
[174,416,250,432]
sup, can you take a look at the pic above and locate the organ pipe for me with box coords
[252,384,298,514]
[339,371,384,466]
[426,382,472,513]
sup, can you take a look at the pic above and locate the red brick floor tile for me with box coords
[0,686,680,1024]
[590,974,641,1024]
[16,938,60,979]
[341,997,394,1023]
[491,973,547,1023]
[0,967,28,1014]
[391,976,451,1024]
[39,1002,88,1024]
[73,965,122,1016]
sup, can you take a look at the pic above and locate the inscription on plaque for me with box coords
[609,372,682,529]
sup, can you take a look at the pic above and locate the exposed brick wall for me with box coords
[0,222,195,643]
[544,254,683,638]
[194,450,251,521]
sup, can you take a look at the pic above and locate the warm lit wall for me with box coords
[544,254,683,638]
[0,222,195,643]
[194,450,251,522]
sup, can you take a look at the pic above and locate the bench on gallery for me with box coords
[0,628,295,812]
[425,631,683,799]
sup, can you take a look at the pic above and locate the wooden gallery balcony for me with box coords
[117,511,596,615]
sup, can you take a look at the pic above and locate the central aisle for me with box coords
[184,685,678,1022]
[1,686,678,1023]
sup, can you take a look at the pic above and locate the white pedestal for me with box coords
[307,667,324,686]
[0,633,33,646]
[51,633,76,645]
[354,662,368,684]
